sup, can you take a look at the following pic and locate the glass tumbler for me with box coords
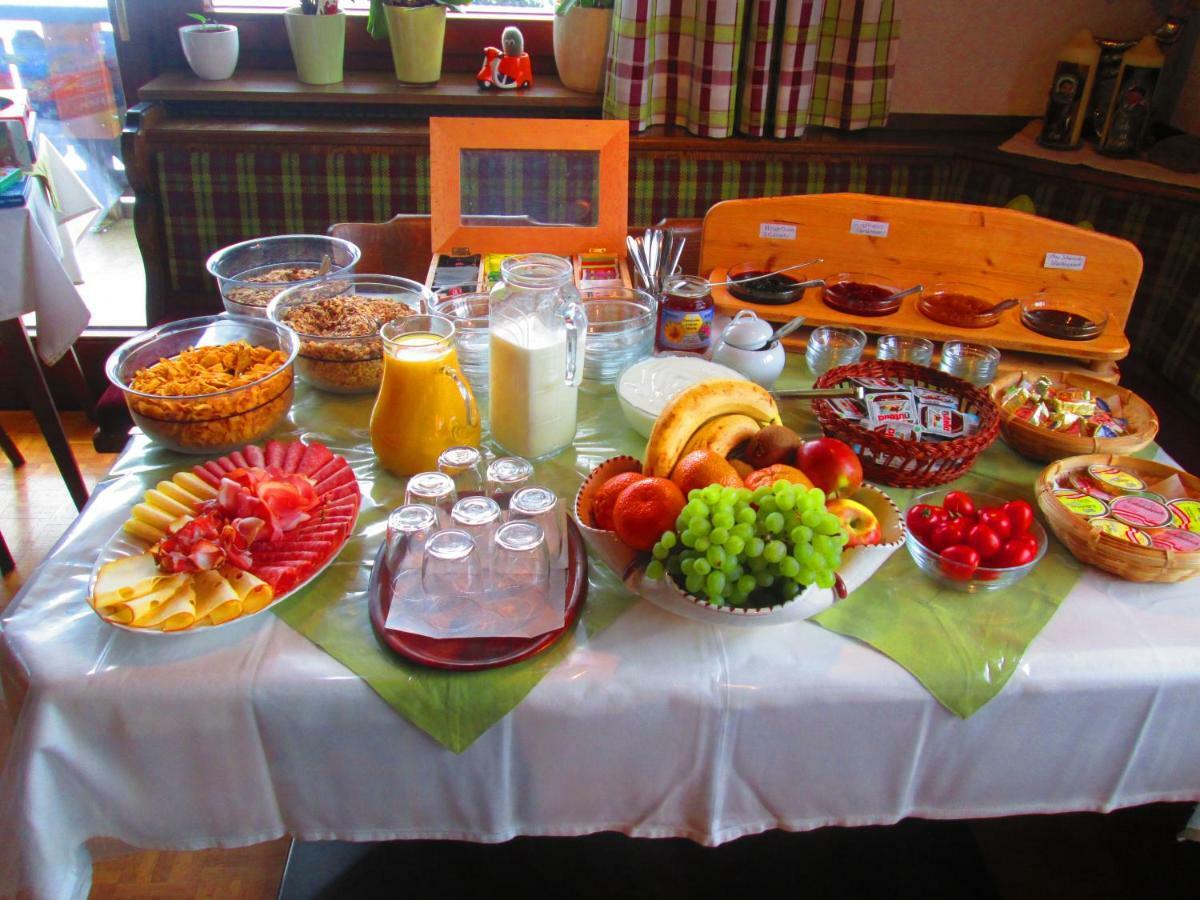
[431,291,491,398]
[450,496,503,562]
[805,326,866,376]
[386,503,438,572]
[404,471,457,523]
[486,456,533,499]
[421,530,484,635]
[438,445,485,494]
[509,486,563,560]
[939,341,1000,386]
[876,334,935,366]
[490,521,550,624]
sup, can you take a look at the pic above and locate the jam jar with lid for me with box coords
[655,275,714,354]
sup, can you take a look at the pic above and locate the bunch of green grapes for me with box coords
[645,480,848,608]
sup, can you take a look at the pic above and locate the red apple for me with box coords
[825,498,882,547]
[796,437,863,499]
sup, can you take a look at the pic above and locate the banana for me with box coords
[681,414,761,460]
[643,380,780,477]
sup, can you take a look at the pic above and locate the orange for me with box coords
[591,472,647,531]
[670,450,743,497]
[744,464,814,492]
[612,477,686,551]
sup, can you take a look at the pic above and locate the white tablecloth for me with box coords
[1,423,1199,900]
[0,172,91,364]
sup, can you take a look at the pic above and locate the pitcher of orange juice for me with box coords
[371,315,480,477]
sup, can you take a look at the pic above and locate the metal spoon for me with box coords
[707,258,823,288]
[881,283,922,304]
[983,297,1020,316]
[318,253,332,276]
[626,235,651,289]
[770,315,807,343]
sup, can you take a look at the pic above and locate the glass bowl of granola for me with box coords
[106,314,299,454]
[268,275,432,394]
[206,235,361,318]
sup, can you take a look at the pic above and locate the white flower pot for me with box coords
[553,7,613,94]
[179,24,240,81]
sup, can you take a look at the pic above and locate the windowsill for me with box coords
[138,69,603,113]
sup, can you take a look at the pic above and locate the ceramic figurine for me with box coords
[476,25,533,90]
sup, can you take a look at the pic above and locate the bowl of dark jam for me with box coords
[821,273,903,317]
[1019,296,1108,341]
[725,262,817,305]
[916,282,1004,329]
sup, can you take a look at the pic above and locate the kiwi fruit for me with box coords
[742,424,802,469]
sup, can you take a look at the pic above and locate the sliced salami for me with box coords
[243,444,265,468]
[253,548,323,563]
[252,566,302,593]
[273,539,336,554]
[298,443,334,477]
[215,455,237,473]
[283,441,305,473]
[228,450,249,470]
[307,457,346,486]
[193,465,221,488]
[321,483,360,505]
[203,460,227,481]
[314,466,356,496]
[265,440,286,470]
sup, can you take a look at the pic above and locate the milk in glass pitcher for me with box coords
[488,254,587,460]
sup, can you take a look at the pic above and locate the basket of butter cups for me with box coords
[989,371,1159,462]
[1035,454,1200,583]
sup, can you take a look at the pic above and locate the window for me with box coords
[212,1,556,14]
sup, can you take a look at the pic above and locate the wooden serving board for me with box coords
[700,194,1142,363]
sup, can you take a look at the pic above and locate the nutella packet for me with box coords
[918,404,966,438]
[912,386,959,409]
[866,393,917,428]
[849,376,897,393]
[873,422,917,441]
[829,397,867,421]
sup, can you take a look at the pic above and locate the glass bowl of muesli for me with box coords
[207,235,361,318]
[268,275,433,394]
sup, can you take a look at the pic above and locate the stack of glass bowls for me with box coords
[579,288,657,392]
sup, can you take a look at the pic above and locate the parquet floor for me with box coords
[0,412,289,899]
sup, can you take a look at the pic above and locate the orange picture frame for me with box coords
[429,117,629,258]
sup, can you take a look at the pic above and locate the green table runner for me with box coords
[109,357,1111,749]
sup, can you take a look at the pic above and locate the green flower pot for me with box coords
[385,5,447,85]
[285,8,346,85]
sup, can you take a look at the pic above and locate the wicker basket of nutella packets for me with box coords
[989,371,1159,462]
[1036,455,1200,582]
[812,361,1000,488]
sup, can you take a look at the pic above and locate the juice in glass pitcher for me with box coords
[371,315,480,477]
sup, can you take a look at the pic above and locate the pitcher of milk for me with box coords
[489,254,587,460]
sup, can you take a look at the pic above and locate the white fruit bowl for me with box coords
[573,457,906,627]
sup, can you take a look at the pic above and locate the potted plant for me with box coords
[553,0,613,94]
[285,2,346,85]
[178,13,240,81]
[368,0,468,85]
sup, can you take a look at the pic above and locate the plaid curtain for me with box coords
[607,0,898,138]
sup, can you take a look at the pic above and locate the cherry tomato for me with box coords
[906,504,945,542]
[995,533,1040,568]
[967,522,1002,562]
[1003,499,1035,536]
[939,544,980,580]
[928,518,968,552]
[944,490,976,520]
[977,507,1013,542]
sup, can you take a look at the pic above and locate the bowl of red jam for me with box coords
[917,282,1004,329]
[724,262,815,305]
[821,273,903,317]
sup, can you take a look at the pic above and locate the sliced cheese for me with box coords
[113,573,188,622]
[192,569,242,624]
[132,503,176,531]
[93,553,163,609]
[221,566,274,614]
[136,581,196,631]
[122,518,164,545]
[174,471,217,500]
[151,483,200,514]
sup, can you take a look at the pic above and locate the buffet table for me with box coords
[2,358,1199,900]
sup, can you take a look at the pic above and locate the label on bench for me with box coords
[760,222,797,240]
[1044,252,1086,270]
[850,219,889,237]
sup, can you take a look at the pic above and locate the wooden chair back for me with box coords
[327,214,433,281]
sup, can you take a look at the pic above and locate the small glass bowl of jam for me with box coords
[724,262,815,305]
[917,282,1004,329]
[821,273,903,317]
[1019,296,1108,341]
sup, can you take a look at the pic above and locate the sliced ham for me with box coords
[252,566,302,593]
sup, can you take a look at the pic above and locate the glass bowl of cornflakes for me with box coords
[106,314,300,453]
[207,235,361,318]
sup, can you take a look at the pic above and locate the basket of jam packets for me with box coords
[989,371,1159,462]
[812,360,1000,488]
[1036,455,1200,583]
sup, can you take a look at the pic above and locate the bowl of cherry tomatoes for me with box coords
[904,490,1046,592]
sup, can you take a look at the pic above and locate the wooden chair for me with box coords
[327,214,433,280]
[0,418,24,574]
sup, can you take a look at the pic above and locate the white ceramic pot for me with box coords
[179,24,239,81]
[710,310,787,389]
[553,7,613,94]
